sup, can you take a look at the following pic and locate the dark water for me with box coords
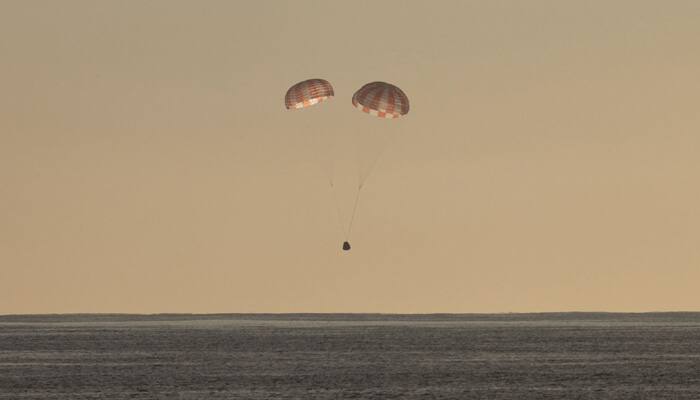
[1,313,700,399]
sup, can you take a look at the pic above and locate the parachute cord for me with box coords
[305,119,342,238]
[358,146,385,188]
[357,128,399,189]
[346,184,363,238]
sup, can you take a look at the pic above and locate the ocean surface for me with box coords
[1,313,699,399]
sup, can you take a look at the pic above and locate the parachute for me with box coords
[352,81,410,119]
[285,79,334,110]
[285,79,409,252]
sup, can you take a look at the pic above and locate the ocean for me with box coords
[1,313,699,399]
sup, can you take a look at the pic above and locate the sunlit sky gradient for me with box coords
[2,1,699,314]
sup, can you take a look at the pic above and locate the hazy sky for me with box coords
[2,1,699,314]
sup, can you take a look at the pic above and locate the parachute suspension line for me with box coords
[302,117,342,239]
[320,126,342,238]
[346,184,363,238]
[355,126,399,189]
[317,128,336,187]
[358,140,387,189]
[305,119,343,240]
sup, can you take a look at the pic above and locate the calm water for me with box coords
[1,313,699,399]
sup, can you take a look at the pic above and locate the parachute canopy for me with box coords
[352,81,409,119]
[285,79,335,110]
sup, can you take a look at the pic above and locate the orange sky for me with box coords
[2,1,699,314]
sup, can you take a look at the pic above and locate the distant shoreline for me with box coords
[2,311,700,323]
